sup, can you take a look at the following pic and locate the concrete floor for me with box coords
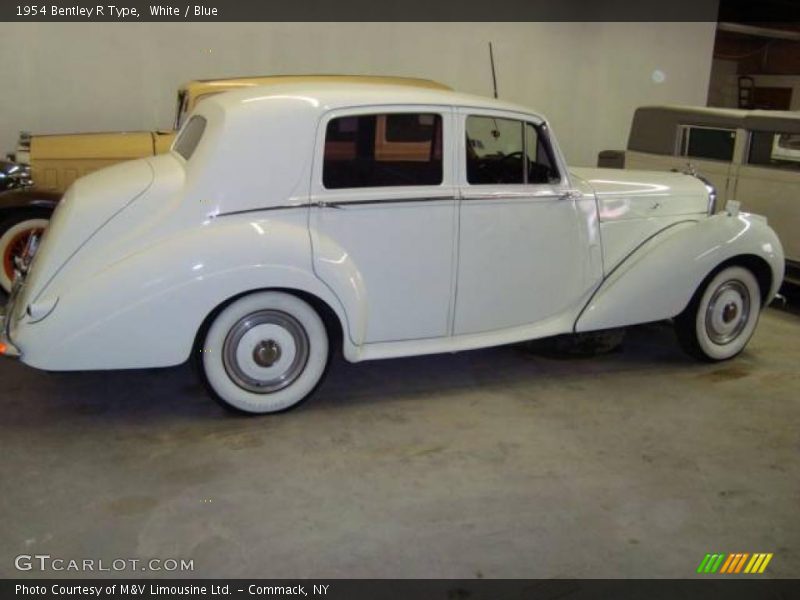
[0,307,798,579]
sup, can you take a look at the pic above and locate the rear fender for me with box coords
[13,215,357,370]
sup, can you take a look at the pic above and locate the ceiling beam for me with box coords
[718,22,800,41]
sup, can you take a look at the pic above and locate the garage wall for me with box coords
[708,58,800,110]
[0,22,716,167]
[707,58,740,108]
[747,75,800,110]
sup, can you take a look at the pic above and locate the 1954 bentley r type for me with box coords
[0,83,785,414]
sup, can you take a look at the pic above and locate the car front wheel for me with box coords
[675,265,762,361]
[199,291,330,414]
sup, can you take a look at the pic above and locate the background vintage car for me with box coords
[598,105,800,284]
[0,75,451,292]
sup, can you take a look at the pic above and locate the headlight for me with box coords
[694,174,717,215]
[0,161,32,190]
[679,164,717,215]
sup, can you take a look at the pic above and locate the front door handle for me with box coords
[559,190,583,200]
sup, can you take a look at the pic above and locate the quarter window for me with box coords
[747,131,800,171]
[678,126,736,162]
[322,113,443,189]
[525,123,560,184]
[173,115,206,161]
[466,116,559,185]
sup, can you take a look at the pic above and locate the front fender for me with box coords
[0,187,59,215]
[13,213,352,370]
[575,213,784,333]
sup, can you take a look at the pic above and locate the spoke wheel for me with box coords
[0,216,49,293]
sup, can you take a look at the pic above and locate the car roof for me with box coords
[203,81,546,121]
[639,104,800,121]
[628,105,800,153]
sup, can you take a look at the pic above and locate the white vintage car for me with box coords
[0,83,785,414]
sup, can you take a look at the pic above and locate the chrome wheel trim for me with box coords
[704,280,751,346]
[222,310,309,394]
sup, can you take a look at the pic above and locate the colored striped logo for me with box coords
[696,553,773,574]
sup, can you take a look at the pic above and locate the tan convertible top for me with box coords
[628,105,800,154]
[180,74,451,100]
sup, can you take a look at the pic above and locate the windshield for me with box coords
[173,116,207,160]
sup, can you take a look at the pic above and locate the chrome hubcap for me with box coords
[722,302,738,324]
[253,340,282,367]
[705,280,750,345]
[223,310,309,393]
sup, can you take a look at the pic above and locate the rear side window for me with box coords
[173,116,206,160]
[678,125,736,162]
[323,113,443,189]
[747,131,800,171]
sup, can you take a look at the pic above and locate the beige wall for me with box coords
[0,22,716,167]
[707,58,739,108]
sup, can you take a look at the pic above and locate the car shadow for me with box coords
[0,308,774,428]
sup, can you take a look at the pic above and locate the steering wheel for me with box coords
[496,151,525,183]
[499,151,524,164]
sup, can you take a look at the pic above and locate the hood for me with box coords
[571,167,711,221]
[22,158,155,304]
[30,131,157,160]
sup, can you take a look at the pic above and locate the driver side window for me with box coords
[465,115,560,185]
[466,116,524,184]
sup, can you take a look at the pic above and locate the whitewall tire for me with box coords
[200,292,330,414]
[675,266,761,361]
[0,216,49,293]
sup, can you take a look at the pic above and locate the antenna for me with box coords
[489,42,498,99]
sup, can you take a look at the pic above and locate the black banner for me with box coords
[2,0,726,22]
[4,579,800,600]
[6,0,798,24]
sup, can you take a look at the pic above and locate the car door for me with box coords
[731,129,800,265]
[454,109,600,335]
[309,106,458,344]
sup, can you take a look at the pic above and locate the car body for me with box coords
[0,75,451,292]
[598,105,800,283]
[0,83,785,414]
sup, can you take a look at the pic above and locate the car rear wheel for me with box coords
[675,265,761,361]
[0,213,49,293]
[199,291,330,414]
